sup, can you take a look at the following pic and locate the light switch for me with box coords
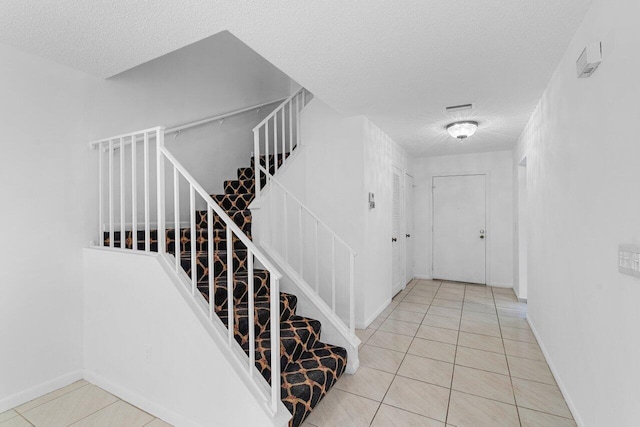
[618,244,640,278]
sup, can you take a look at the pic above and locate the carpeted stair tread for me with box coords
[250,152,292,167]
[167,227,247,253]
[179,249,248,283]
[237,167,254,180]
[103,230,159,251]
[224,179,256,195]
[196,209,252,236]
[199,270,271,311]
[104,228,248,253]
[217,293,299,350]
[281,342,348,427]
[251,316,322,384]
[217,292,298,328]
[212,193,255,211]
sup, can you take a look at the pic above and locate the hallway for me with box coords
[304,279,575,427]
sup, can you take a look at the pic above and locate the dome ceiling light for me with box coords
[446,121,478,140]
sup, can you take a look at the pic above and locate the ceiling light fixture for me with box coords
[446,121,478,140]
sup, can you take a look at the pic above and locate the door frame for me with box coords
[404,172,415,286]
[391,164,406,296]
[430,172,492,285]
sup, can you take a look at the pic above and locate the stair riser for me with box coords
[103,229,246,253]
[103,230,159,251]
[213,193,255,211]
[254,318,322,384]
[282,344,348,427]
[196,210,252,236]
[218,295,298,342]
[198,271,271,311]
[238,166,281,179]
[250,153,291,168]
[180,251,248,283]
[167,229,246,253]
[224,179,257,195]
[237,167,254,180]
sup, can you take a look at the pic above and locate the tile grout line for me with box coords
[367,279,440,426]
[499,301,568,417]
[65,398,121,426]
[366,281,417,425]
[493,287,523,427]
[14,381,91,415]
[363,282,402,426]
[17,413,34,427]
[443,281,465,426]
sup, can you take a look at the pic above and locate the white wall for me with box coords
[412,151,514,287]
[0,43,93,411]
[514,0,640,424]
[83,249,279,427]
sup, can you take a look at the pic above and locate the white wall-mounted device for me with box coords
[368,192,375,209]
[618,244,640,278]
[576,42,603,78]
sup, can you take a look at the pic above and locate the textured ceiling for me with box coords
[0,0,592,156]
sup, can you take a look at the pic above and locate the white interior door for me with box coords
[392,166,404,295]
[405,173,415,284]
[432,174,486,284]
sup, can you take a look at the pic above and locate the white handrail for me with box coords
[89,126,163,148]
[166,97,287,135]
[252,87,305,133]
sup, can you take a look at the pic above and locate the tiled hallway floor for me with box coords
[304,279,576,427]
[0,381,171,427]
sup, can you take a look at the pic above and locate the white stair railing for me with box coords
[90,127,285,417]
[253,87,308,199]
[252,89,357,338]
[260,172,357,337]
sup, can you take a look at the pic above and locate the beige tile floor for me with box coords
[0,380,171,427]
[1,280,575,427]
[304,279,577,427]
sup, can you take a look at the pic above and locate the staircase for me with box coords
[102,151,347,427]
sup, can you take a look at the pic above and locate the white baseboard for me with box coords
[526,316,584,427]
[83,370,196,427]
[356,298,392,329]
[0,370,84,413]
[413,274,433,280]
[488,282,513,288]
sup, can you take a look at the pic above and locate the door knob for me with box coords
[406,234,411,238]
[392,237,397,242]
